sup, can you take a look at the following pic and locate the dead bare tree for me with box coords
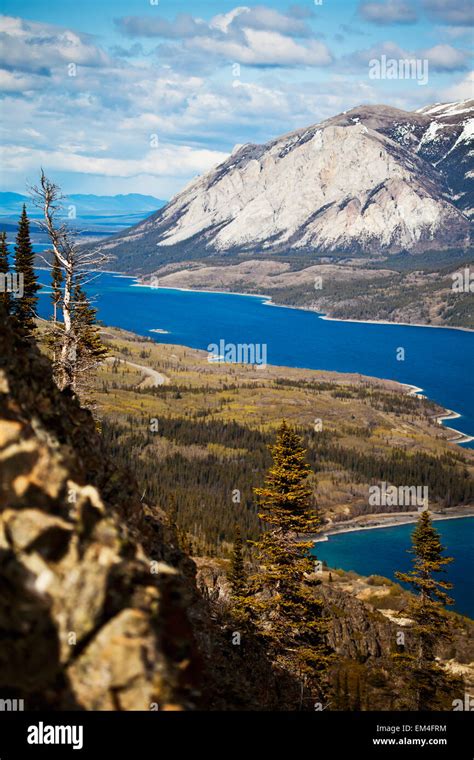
[30,170,111,393]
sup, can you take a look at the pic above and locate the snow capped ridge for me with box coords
[96,100,473,259]
[417,99,474,118]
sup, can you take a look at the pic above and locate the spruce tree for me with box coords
[0,231,11,314]
[44,254,65,370]
[394,510,460,710]
[13,205,39,333]
[246,421,332,705]
[229,525,246,598]
[71,282,107,395]
[51,254,63,323]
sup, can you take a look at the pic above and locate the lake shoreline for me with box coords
[401,382,474,445]
[135,277,474,333]
[314,508,474,542]
[133,279,473,445]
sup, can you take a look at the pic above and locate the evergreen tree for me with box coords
[246,421,332,706]
[71,282,107,395]
[0,231,11,314]
[51,254,63,323]
[255,421,319,533]
[394,510,460,710]
[229,525,246,599]
[44,254,65,370]
[13,205,39,333]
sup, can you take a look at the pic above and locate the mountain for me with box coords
[0,192,165,218]
[88,100,473,267]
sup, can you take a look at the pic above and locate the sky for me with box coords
[0,0,472,198]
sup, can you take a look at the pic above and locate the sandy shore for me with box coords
[400,382,474,445]
[320,314,473,333]
[132,281,269,300]
[315,507,474,541]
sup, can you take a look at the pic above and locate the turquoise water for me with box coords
[312,517,474,618]
[37,271,474,444]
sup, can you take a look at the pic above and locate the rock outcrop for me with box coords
[0,314,200,710]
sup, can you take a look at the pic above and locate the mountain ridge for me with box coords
[87,99,473,267]
[0,192,166,218]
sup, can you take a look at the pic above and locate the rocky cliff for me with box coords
[0,313,203,710]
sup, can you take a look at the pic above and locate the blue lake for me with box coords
[36,270,474,616]
[312,517,474,618]
[37,270,474,445]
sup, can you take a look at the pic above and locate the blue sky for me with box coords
[1,0,472,198]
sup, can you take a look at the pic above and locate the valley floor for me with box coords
[78,324,474,556]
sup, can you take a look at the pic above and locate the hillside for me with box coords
[1,311,472,711]
[139,254,474,329]
[87,326,474,555]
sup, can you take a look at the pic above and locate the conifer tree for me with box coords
[51,254,63,323]
[394,510,460,710]
[44,254,65,369]
[229,525,246,598]
[0,231,11,314]
[246,421,332,706]
[13,205,39,334]
[71,282,107,395]
[167,494,179,530]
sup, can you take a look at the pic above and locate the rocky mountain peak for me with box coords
[89,100,472,267]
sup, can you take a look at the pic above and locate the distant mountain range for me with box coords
[0,192,166,219]
[88,99,473,269]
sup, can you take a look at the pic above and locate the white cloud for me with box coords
[359,1,417,25]
[0,14,110,74]
[442,71,474,100]
[0,68,44,92]
[188,28,332,66]
[422,0,474,25]
[210,7,252,33]
[348,40,470,72]
[421,44,470,71]
[0,143,228,179]
[119,6,314,40]
[117,5,330,68]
